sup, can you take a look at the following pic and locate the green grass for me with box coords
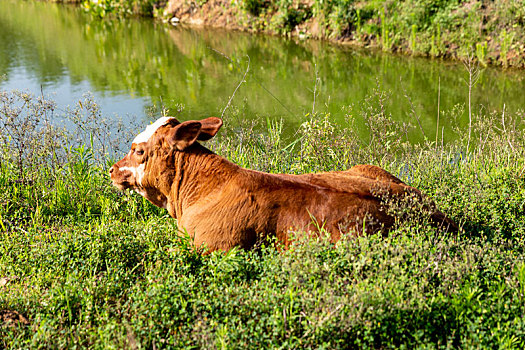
[162,0,525,68]
[80,0,158,18]
[242,0,525,67]
[66,0,525,67]
[1,87,525,348]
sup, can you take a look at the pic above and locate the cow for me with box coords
[110,116,457,252]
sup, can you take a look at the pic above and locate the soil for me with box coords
[164,0,245,30]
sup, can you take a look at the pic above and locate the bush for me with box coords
[226,0,525,66]
[1,88,525,348]
[242,0,270,17]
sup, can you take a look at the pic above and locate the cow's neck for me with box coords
[170,143,239,218]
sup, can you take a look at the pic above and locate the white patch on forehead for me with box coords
[132,117,175,144]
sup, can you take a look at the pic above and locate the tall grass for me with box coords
[1,86,525,348]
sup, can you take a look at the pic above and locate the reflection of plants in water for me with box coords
[2,0,525,142]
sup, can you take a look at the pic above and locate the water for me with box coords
[1,0,524,142]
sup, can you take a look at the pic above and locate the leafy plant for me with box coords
[1,88,525,348]
[242,0,270,17]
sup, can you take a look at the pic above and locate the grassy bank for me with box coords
[1,87,525,348]
[78,0,525,68]
[230,0,525,68]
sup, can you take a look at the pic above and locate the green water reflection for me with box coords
[1,0,524,141]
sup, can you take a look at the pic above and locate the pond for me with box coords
[1,0,524,142]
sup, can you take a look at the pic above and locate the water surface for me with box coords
[1,0,524,142]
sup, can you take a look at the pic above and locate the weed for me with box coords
[1,86,525,347]
[243,0,270,17]
[476,41,488,66]
[81,0,158,18]
[499,29,515,67]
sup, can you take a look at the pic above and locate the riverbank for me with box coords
[79,0,525,68]
[2,89,525,348]
[163,0,525,68]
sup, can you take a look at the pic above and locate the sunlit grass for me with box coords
[1,88,524,348]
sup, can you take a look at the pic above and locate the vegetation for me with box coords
[5,0,523,141]
[1,80,525,348]
[237,0,525,67]
[79,0,160,18]
[78,0,525,68]
[242,0,525,67]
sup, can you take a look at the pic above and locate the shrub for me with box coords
[1,88,524,348]
[242,0,270,17]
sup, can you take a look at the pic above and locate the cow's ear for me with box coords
[169,121,202,151]
[197,117,223,141]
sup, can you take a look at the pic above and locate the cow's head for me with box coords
[110,116,223,208]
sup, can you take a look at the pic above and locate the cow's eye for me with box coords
[136,150,144,156]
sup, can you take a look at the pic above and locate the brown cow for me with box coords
[110,117,457,251]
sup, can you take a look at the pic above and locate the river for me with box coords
[1,0,524,142]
